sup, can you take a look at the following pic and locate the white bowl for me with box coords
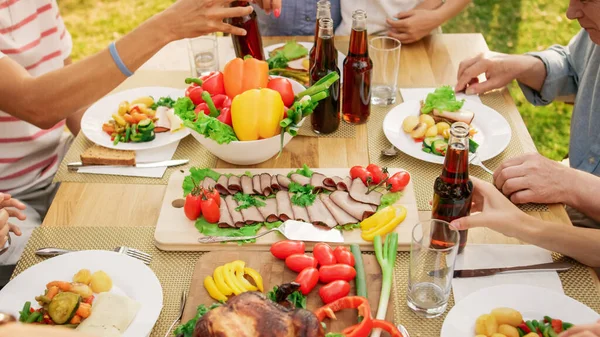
[190,77,307,165]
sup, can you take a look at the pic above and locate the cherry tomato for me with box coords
[267,78,295,107]
[186,86,205,105]
[319,264,356,283]
[333,246,355,267]
[200,197,220,223]
[387,171,411,192]
[216,107,232,126]
[295,267,319,295]
[349,166,372,185]
[366,164,388,185]
[285,254,318,272]
[319,280,351,304]
[184,193,202,221]
[201,72,225,96]
[201,188,221,207]
[313,243,336,266]
[270,240,305,260]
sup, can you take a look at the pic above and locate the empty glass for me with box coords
[188,34,219,76]
[369,37,401,106]
[407,220,459,318]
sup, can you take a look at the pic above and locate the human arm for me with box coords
[62,57,85,136]
[559,321,600,337]
[0,0,252,130]
[450,177,600,268]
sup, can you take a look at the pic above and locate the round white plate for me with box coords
[0,251,163,337]
[441,284,600,337]
[264,42,346,82]
[81,86,189,151]
[383,100,512,164]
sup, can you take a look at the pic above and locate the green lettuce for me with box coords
[195,218,282,244]
[182,168,221,196]
[420,86,465,114]
[378,192,403,210]
[287,164,314,178]
[184,113,238,145]
[173,97,196,121]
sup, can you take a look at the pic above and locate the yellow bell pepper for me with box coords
[204,276,228,302]
[243,267,264,292]
[231,88,284,141]
[222,263,244,295]
[360,206,396,231]
[361,205,407,241]
[213,266,233,296]
[231,260,257,292]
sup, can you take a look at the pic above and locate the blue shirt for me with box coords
[518,30,600,175]
[255,0,342,36]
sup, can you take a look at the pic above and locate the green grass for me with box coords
[58,0,582,160]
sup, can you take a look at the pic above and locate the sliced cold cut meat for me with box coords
[202,177,217,191]
[240,206,265,225]
[336,177,352,191]
[348,178,383,206]
[270,175,280,191]
[289,192,309,222]
[310,172,327,192]
[290,173,311,186]
[241,175,254,195]
[276,190,294,221]
[215,175,232,195]
[329,191,376,221]
[320,194,359,226]
[260,173,273,197]
[276,175,291,190]
[224,195,245,227]
[228,176,242,193]
[257,198,279,223]
[306,196,337,228]
[324,176,343,190]
[218,198,234,228]
[252,175,261,194]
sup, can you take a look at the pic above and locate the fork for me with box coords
[164,290,188,337]
[469,152,494,176]
[35,246,152,265]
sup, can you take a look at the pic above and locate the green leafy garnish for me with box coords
[338,223,360,231]
[287,164,314,178]
[420,85,465,114]
[173,97,197,122]
[150,96,176,110]
[195,218,281,244]
[184,113,238,145]
[182,168,221,196]
[378,192,402,211]
[244,171,252,178]
[233,193,266,211]
[266,286,307,309]
[267,41,308,69]
[265,221,283,230]
[325,334,345,337]
[174,303,221,337]
[288,182,316,207]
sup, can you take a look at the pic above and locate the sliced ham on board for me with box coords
[202,177,217,191]
[329,191,376,221]
[324,176,344,190]
[276,190,294,221]
[252,175,262,194]
[270,175,280,191]
[218,199,234,228]
[348,178,383,206]
[320,194,359,226]
[241,175,254,195]
[257,198,280,223]
[310,172,327,192]
[276,175,291,189]
[224,195,245,227]
[290,173,310,186]
[228,176,242,193]
[215,175,233,195]
[339,177,352,191]
[289,192,309,222]
[260,173,273,197]
[240,206,265,225]
[306,195,337,228]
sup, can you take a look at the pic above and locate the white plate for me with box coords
[441,284,600,337]
[264,42,346,82]
[0,251,163,337]
[81,87,190,151]
[383,100,512,164]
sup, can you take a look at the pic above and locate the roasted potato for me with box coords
[118,101,129,116]
[491,334,508,337]
[419,114,435,128]
[425,125,438,137]
[410,123,428,139]
[131,96,155,107]
[90,271,113,293]
[402,116,419,133]
[498,324,519,337]
[524,333,539,337]
[73,269,92,284]
[475,314,498,336]
[436,122,450,135]
[491,308,523,327]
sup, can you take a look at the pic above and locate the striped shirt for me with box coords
[0,0,72,195]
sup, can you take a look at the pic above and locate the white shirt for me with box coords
[335,0,423,36]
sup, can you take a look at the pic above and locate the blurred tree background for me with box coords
[58,0,581,160]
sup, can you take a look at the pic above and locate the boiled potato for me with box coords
[118,101,129,116]
[524,333,539,337]
[475,335,487,337]
[491,308,523,327]
[475,314,498,336]
[419,114,435,128]
[410,123,427,139]
[131,96,155,107]
[436,122,450,135]
[491,334,507,337]
[402,116,419,133]
[425,125,438,137]
[70,283,93,299]
[498,324,519,337]
[442,128,450,139]
[90,271,113,293]
[73,269,92,284]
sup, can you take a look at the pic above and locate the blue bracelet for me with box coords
[109,42,133,77]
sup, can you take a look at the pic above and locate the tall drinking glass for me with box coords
[407,220,459,318]
[188,34,219,77]
[369,37,401,106]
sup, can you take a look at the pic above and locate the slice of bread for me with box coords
[80,145,136,166]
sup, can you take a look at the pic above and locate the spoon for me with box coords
[381,144,399,157]
[397,324,410,337]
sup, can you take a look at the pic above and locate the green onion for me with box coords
[296,72,339,98]
[371,233,398,337]
[350,244,367,299]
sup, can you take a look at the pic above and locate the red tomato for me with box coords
[267,78,295,107]
[349,166,372,185]
[202,188,221,206]
[333,247,355,267]
[319,280,351,304]
[387,171,411,192]
[270,240,305,260]
[319,264,356,283]
[217,107,232,126]
[200,197,220,223]
[184,194,202,221]
[201,72,225,96]
[313,243,336,266]
[186,86,205,105]
[295,267,319,295]
[366,164,388,185]
[285,254,318,272]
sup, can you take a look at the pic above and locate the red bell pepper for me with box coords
[201,71,225,96]
[551,319,563,333]
[217,107,232,126]
[518,322,531,334]
[343,320,404,337]
[313,296,373,337]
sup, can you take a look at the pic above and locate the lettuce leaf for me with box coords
[174,303,221,337]
[287,164,314,178]
[421,86,465,114]
[173,97,197,121]
[378,192,403,211]
[182,168,221,196]
[195,218,282,244]
[184,113,238,145]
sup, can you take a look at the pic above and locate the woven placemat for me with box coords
[367,91,548,212]
[297,117,357,138]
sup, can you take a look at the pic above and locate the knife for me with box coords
[67,159,189,171]
[429,262,573,278]
[198,220,344,243]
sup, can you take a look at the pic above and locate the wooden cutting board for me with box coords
[181,251,395,333]
[154,168,419,251]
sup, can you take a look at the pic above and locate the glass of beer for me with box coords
[369,37,401,105]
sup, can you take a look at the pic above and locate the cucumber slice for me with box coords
[469,138,479,153]
[423,147,432,153]
[424,136,442,148]
[432,139,448,156]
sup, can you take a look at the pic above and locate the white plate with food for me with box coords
[383,88,511,164]
[81,86,189,151]
[441,284,599,337]
[0,250,163,337]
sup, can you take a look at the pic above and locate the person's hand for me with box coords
[386,9,443,44]
[455,52,540,94]
[449,177,530,238]
[493,153,572,205]
[252,0,282,17]
[0,193,26,221]
[0,209,22,247]
[160,0,256,39]
[559,320,600,337]
[0,323,96,337]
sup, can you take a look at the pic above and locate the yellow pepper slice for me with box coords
[204,276,228,302]
[361,205,407,241]
[231,88,284,141]
[222,263,243,295]
[244,267,263,292]
[213,266,233,296]
[360,206,396,231]
[231,260,257,292]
